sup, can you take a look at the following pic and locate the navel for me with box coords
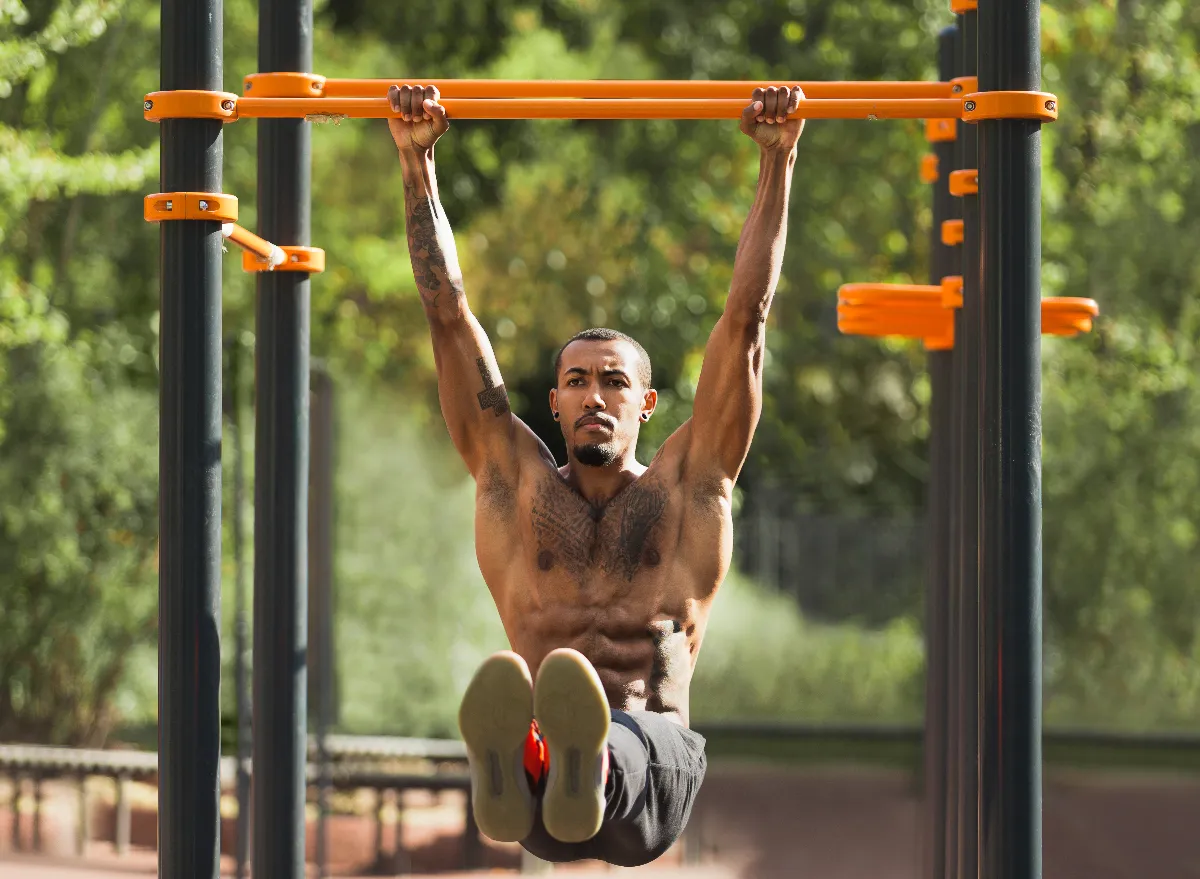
[643,546,661,567]
[537,550,556,572]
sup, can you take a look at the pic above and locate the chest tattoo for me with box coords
[530,477,670,583]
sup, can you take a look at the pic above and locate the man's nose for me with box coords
[584,387,605,409]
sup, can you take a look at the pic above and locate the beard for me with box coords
[573,441,619,467]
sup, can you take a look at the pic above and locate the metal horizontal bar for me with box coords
[235,96,964,121]
[320,78,955,100]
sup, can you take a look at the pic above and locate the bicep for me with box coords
[687,313,766,481]
[428,311,529,476]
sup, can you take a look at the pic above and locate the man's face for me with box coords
[551,339,655,468]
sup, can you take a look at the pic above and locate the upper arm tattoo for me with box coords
[475,357,510,417]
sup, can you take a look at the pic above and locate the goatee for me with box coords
[574,442,618,467]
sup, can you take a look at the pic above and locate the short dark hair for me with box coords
[553,327,652,388]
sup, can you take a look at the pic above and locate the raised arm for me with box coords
[389,85,538,478]
[687,86,805,482]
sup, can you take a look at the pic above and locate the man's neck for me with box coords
[559,455,646,507]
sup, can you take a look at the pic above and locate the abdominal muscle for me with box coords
[484,556,708,727]
[472,456,731,728]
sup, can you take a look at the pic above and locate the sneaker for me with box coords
[457,650,536,842]
[533,648,611,844]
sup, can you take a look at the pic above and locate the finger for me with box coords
[740,99,764,134]
[765,86,779,124]
[399,84,413,121]
[752,87,766,123]
[420,85,434,120]
[428,98,450,134]
[788,84,805,115]
[427,85,444,124]
[413,84,426,120]
[388,84,401,114]
[774,85,787,123]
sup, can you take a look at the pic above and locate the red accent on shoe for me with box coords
[523,719,548,786]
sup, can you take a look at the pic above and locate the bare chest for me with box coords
[524,474,678,588]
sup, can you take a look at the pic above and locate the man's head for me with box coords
[550,328,657,468]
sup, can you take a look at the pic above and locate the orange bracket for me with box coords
[925,117,957,143]
[1043,297,1100,336]
[941,276,964,308]
[144,192,238,223]
[951,0,978,12]
[243,72,327,97]
[949,77,978,96]
[834,284,1098,348]
[144,91,239,122]
[962,91,1058,123]
[245,246,325,273]
[949,169,979,196]
[920,154,939,184]
[942,219,964,247]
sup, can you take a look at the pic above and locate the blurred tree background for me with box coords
[2,0,1199,744]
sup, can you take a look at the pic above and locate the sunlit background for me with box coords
[2,0,1199,876]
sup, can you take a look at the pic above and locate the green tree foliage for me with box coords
[0,0,160,743]
[0,288,158,744]
[1038,0,1200,729]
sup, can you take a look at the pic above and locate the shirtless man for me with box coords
[388,81,805,868]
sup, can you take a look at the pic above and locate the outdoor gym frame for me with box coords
[148,0,1088,876]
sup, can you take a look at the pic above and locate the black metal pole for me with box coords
[157,0,223,872]
[943,20,965,878]
[309,365,337,879]
[252,0,313,869]
[977,2,1045,877]
[229,339,252,879]
[957,7,981,879]
[923,30,958,879]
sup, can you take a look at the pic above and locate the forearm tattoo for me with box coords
[404,180,464,311]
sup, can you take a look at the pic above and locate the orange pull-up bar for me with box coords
[146,76,1057,123]
[235,96,963,121]
[311,78,958,100]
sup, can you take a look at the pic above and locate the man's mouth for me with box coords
[576,415,613,431]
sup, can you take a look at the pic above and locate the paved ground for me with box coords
[2,763,1198,877]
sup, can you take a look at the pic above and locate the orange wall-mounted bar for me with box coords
[318,78,955,100]
[235,96,964,121]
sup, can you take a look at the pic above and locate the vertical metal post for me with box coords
[944,20,965,879]
[158,0,223,870]
[228,339,252,879]
[252,0,312,868]
[115,774,131,856]
[977,2,1045,877]
[957,7,981,879]
[923,30,958,879]
[310,365,337,879]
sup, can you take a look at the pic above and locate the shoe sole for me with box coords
[534,648,610,844]
[457,651,535,843]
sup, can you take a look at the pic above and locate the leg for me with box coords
[457,651,537,842]
[522,650,708,868]
[458,649,707,868]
